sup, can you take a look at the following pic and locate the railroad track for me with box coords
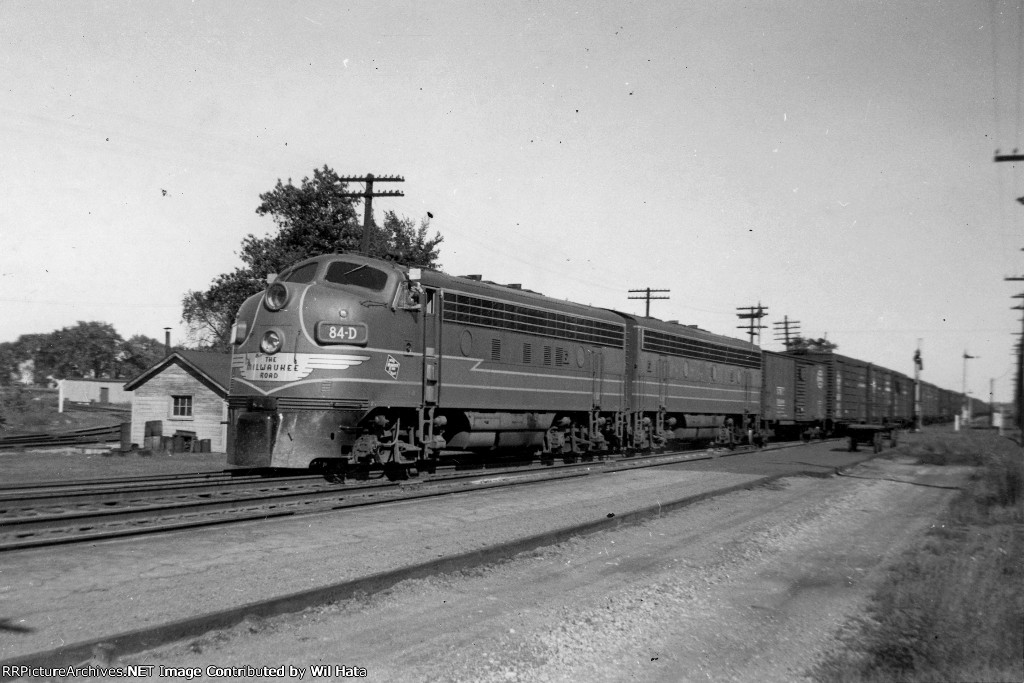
[0,437,869,673]
[0,445,758,552]
[0,424,123,450]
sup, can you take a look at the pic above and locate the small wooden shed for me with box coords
[59,378,133,405]
[124,351,231,453]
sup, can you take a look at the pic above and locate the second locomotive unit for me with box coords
[227,253,762,479]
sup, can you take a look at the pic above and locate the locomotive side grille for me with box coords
[522,343,532,364]
[444,292,626,348]
[229,396,368,411]
[490,338,502,361]
[543,346,552,366]
[641,329,761,369]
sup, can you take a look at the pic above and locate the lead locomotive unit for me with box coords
[227,253,763,480]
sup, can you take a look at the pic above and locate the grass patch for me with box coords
[812,430,1024,683]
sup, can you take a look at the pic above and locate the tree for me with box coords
[182,270,265,350]
[182,165,443,349]
[35,322,123,379]
[0,323,164,385]
[787,336,838,354]
[117,334,169,378]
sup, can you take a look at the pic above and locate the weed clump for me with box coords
[813,429,1024,683]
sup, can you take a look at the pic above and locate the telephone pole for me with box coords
[736,303,768,345]
[994,150,1024,162]
[913,340,923,432]
[338,173,405,254]
[628,288,670,317]
[995,150,1023,428]
[962,350,977,423]
[1012,289,1024,429]
[772,315,801,350]
[1005,278,1024,429]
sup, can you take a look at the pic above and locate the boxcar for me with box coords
[761,351,826,438]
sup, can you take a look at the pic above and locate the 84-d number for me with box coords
[316,322,368,345]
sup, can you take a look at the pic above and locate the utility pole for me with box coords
[736,303,768,345]
[1006,280,1024,429]
[1013,291,1024,430]
[338,174,405,254]
[994,150,1024,162]
[772,315,801,350]
[913,339,923,432]
[628,288,670,317]
[962,350,977,423]
[995,150,1023,429]
[990,378,996,428]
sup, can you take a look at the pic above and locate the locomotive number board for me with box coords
[316,322,368,345]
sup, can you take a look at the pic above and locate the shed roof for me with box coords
[123,351,232,396]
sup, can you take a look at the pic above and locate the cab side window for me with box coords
[282,263,319,283]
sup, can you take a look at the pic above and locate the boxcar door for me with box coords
[422,287,442,406]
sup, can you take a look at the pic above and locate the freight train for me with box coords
[226,253,974,480]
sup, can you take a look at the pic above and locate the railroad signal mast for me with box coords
[628,287,670,318]
[772,315,801,350]
[736,303,768,346]
[338,173,405,254]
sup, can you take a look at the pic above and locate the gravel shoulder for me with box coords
[103,456,969,682]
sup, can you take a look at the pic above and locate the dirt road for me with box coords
[128,456,968,682]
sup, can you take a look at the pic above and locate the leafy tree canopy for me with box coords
[0,323,167,385]
[787,336,838,354]
[182,165,443,350]
[118,334,172,378]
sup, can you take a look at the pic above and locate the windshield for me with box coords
[323,261,390,291]
[281,262,319,283]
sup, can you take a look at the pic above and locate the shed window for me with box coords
[172,395,193,418]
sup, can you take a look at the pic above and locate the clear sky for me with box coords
[1,1,1022,401]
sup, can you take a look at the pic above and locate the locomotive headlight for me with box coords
[264,282,288,311]
[260,330,283,354]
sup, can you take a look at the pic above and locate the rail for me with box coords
[0,424,123,450]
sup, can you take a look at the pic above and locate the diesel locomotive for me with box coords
[226,253,763,480]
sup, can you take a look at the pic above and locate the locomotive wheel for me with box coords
[319,461,347,484]
[323,469,346,484]
[384,463,409,481]
[416,458,438,475]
